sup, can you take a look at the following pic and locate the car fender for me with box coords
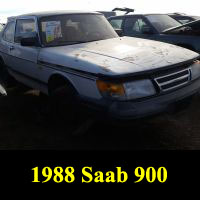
[47,70,102,100]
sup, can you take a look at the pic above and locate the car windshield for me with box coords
[146,14,181,32]
[39,14,118,47]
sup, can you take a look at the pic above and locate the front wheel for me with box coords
[50,84,78,122]
[48,84,94,136]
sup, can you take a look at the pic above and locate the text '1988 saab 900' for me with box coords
[0,11,200,120]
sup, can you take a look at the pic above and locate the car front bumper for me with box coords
[80,78,200,120]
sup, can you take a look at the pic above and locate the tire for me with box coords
[50,84,78,120]
[48,84,94,136]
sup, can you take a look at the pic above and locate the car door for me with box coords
[123,16,157,39]
[11,17,40,79]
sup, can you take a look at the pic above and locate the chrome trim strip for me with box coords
[155,68,190,80]
[158,74,189,86]
[154,68,191,92]
[160,81,189,92]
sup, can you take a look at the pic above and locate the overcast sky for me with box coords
[0,0,199,23]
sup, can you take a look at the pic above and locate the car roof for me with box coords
[169,14,199,19]
[168,14,193,17]
[108,13,169,19]
[8,10,101,20]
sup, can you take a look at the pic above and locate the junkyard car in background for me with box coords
[108,14,200,53]
[168,13,200,24]
[97,11,116,18]
[0,11,200,120]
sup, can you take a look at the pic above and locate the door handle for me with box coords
[9,46,15,51]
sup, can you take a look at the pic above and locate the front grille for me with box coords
[154,68,191,92]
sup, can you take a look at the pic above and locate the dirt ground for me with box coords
[0,87,200,150]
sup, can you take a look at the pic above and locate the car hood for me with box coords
[162,19,200,33]
[39,37,199,76]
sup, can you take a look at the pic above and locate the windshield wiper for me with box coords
[45,41,86,47]
[45,40,102,47]
[57,41,88,45]
[65,39,102,44]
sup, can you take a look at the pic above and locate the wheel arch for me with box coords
[47,73,78,95]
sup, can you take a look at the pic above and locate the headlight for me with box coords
[96,79,156,100]
[96,80,126,100]
[124,79,156,100]
[191,60,200,80]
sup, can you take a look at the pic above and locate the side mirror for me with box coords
[142,26,154,34]
[20,35,39,46]
[115,29,123,36]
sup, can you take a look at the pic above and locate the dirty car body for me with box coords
[1,11,200,120]
[108,14,200,53]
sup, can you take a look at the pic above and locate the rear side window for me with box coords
[15,19,36,43]
[3,21,15,42]
[109,18,123,29]
[124,17,150,34]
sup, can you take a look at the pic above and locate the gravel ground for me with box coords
[0,87,200,150]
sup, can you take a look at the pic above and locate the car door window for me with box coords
[124,17,151,35]
[15,19,36,43]
[109,19,123,29]
[3,21,15,42]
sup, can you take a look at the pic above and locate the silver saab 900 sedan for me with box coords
[0,11,200,120]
